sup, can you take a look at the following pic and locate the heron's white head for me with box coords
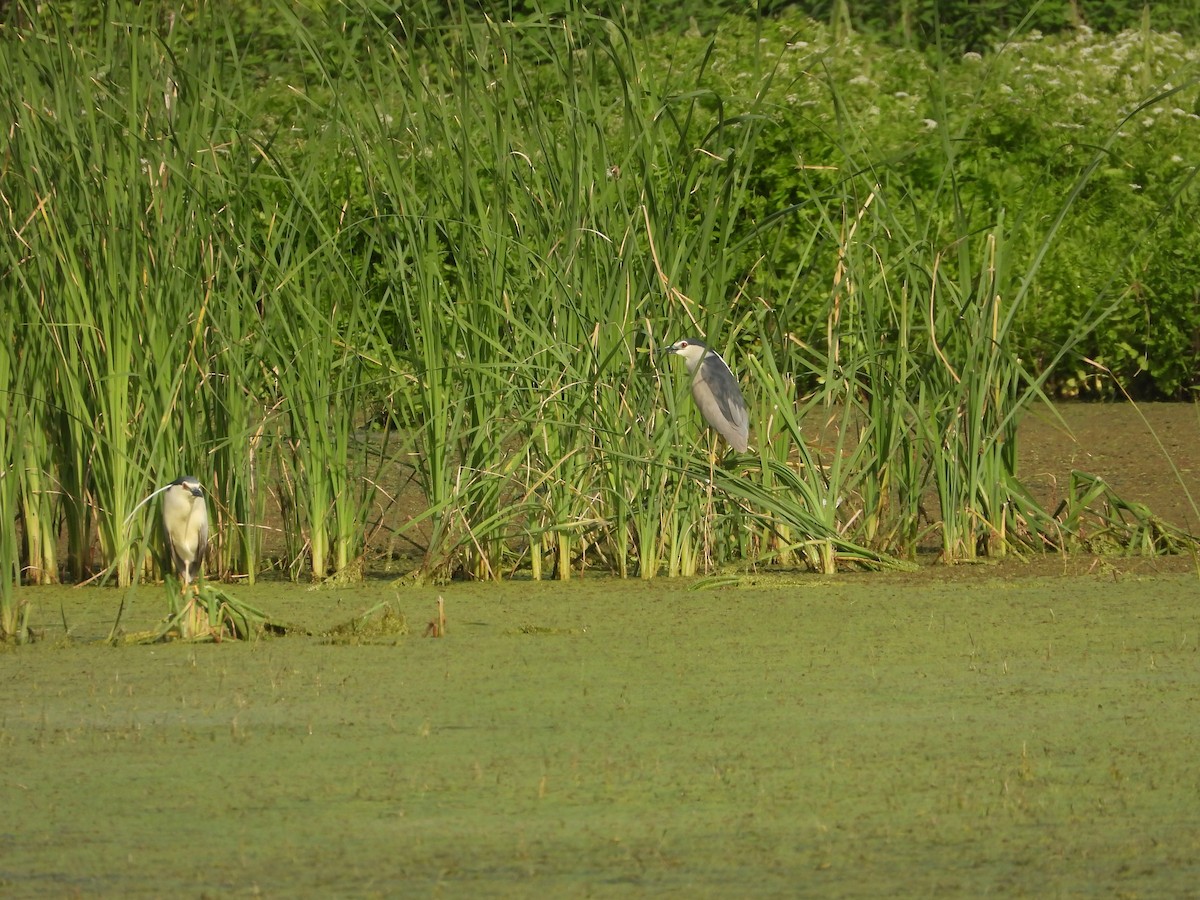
[163,477,206,526]
[662,338,710,373]
[170,475,204,500]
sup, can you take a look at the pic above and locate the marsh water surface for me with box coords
[4,566,1200,898]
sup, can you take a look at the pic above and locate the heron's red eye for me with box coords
[679,340,689,348]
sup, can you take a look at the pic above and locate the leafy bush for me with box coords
[630,14,1200,395]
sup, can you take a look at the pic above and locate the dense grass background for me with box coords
[2,0,1199,624]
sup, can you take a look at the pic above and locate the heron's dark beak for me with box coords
[190,486,203,498]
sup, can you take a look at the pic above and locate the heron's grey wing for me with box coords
[196,502,210,568]
[694,355,750,451]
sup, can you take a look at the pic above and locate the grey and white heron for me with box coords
[662,338,750,452]
[161,475,209,592]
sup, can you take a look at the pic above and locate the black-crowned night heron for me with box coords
[662,338,750,452]
[161,475,209,591]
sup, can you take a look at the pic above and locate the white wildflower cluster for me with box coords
[977,26,1199,168]
[633,8,1196,217]
[678,12,1198,176]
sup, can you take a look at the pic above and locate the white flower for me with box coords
[922,118,938,131]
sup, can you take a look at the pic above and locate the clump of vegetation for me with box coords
[116,584,287,644]
[1048,472,1198,556]
[323,599,410,645]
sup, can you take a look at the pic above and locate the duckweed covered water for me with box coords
[3,569,1199,897]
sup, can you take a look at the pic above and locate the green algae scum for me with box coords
[4,568,1199,897]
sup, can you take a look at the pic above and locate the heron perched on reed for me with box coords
[161,475,208,592]
[661,338,750,452]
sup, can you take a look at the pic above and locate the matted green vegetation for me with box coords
[4,571,1200,895]
[3,1,1200,619]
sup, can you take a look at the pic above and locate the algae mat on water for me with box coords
[3,571,1199,898]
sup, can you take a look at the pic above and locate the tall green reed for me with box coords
[3,0,1193,596]
[3,3,282,586]
[336,6,735,580]
[750,56,1193,566]
[250,149,384,582]
[0,317,29,640]
[4,8,183,585]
